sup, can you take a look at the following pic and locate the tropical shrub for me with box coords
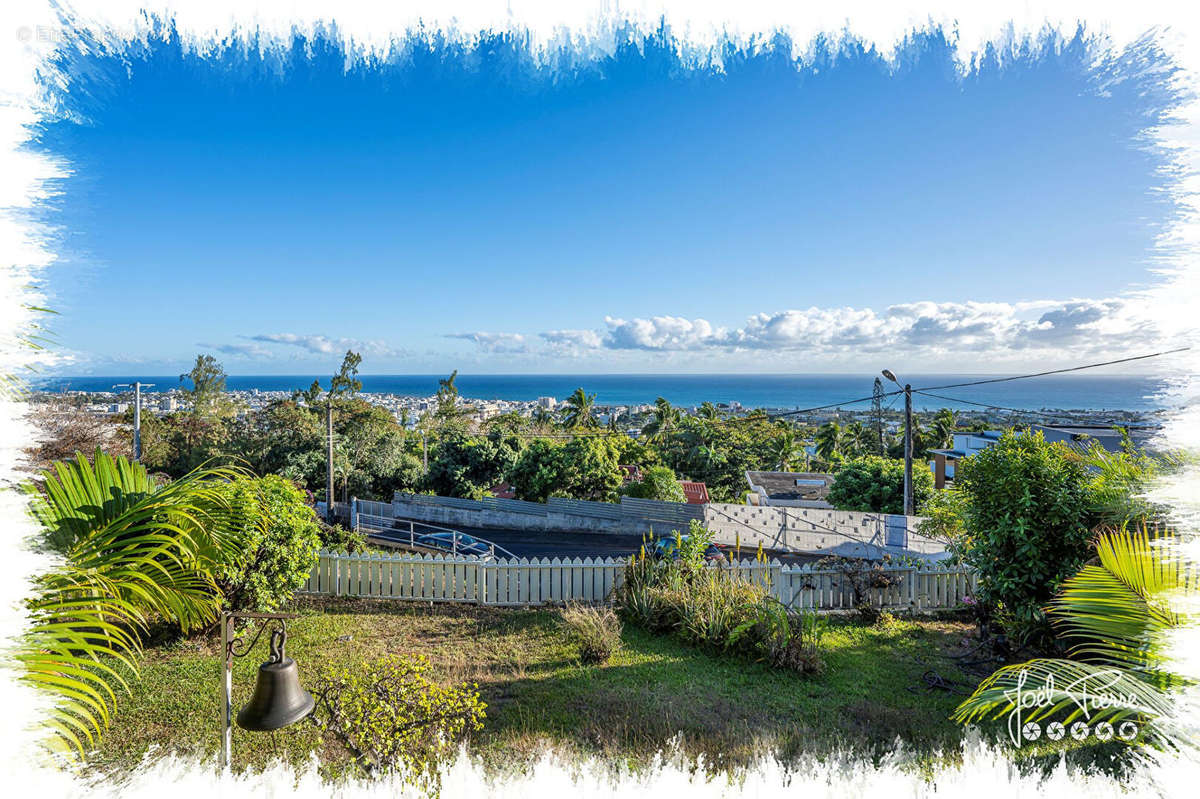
[311,654,486,781]
[953,432,1094,645]
[424,432,517,499]
[954,526,1193,752]
[561,603,622,664]
[20,450,247,755]
[213,474,322,613]
[615,532,821,673]
[827,456,933,514]
[620,465,686,502]
[318,520,368,553]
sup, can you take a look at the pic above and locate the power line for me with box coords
[912,389,1156,428]
[912,347,1190,392]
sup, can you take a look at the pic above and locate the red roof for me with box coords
[491,482,516,499]
[680,481,709,505]
[618,464,643,484]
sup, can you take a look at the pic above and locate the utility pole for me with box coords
[113,381,154,460]
[902,383,913,516]
[326,402,335,524]
[421,431,428,472]
[881,369,914,516]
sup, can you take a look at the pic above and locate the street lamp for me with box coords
[881,369,914,516]
[220,611,315,770]
[112,381,154,460]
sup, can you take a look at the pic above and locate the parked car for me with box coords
[414,532,494,557]
[650,535,727,563]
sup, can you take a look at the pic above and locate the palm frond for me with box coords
[18,450,254,756]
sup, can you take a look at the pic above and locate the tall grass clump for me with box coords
[615,523,824,673]
[561,603,623,664]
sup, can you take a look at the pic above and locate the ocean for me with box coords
[33,373,1175,413]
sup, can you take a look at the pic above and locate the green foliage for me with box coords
[916,487,967,543]
[212,475,322,613]
[329,350,363,397]
[616,526,822,673]
[620,464,686,502]
[559,387,598,429]
[424,432,517,499]
[19,450,249,756]
[560,603,623,664]
[953,432,1095,640]
[506,435,624,502]
[319,521,369,553]
[827,456,933,514]
[954,527,1193,751]
[312,654,486,781]
[1074,438,1172,528]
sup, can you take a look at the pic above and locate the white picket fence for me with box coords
[299,551,977,612]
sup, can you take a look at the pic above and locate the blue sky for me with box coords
[34,25,1185,375]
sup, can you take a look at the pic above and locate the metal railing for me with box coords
[354,512,516,560]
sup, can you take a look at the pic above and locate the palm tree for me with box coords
[697,401,721,422]
[953,526,1190,749]
[642,397,681,443]
[559,387,598,429]
[767,431,801,471]
[930,408,957,450]
[531,405,556,431]
[814,422,841,465]
[19,450,248,756]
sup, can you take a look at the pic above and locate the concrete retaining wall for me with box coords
[381,492,946,559]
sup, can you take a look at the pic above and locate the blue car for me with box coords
[415,532,492,557]
[650,535,727,563]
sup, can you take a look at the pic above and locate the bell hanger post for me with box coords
[220,610,312,771]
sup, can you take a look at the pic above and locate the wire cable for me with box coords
[911,347,1190,392]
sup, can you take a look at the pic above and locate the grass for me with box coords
[87,597,983,779]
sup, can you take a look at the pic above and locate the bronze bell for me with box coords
[236,626,315,731]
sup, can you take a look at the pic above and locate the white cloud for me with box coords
[249,333,402,357]
[595,297,1167,357]
[540,329,603,353]
[603,316,722,351]
[445,331,530,353]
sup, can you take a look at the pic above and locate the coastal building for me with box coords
[927,424,1159,488]
[744,471,835,508]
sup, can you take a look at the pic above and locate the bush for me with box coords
[214,474,322,613]
[312,654,485,781]
[954,431,1094,645]
[318,521,368,553]
[620,465,686,502]
[615,539,822,673]
[827,456,933,514]
[561,603,622,664]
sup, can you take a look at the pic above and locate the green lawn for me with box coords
[88,598,984,778]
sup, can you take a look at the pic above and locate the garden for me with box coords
[15,421,1196,787]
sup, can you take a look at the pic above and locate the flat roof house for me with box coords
[744,470,835,508]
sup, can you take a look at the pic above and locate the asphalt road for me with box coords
[368,519,824,565]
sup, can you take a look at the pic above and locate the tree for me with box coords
[697,402,721,422]
[953,431,1095,643]
[767,431,801,471]
[954,526,1189,750]
[20,450,248,756]
[560,387,598,429]
[871,377,886,455]
[179,353,227,413]
[507,439,565,502]
[329,350,363,397]
[641,397,681,442]
[930,408,956,450]
[213,475,322,613]
[620,465,686,502]
[827,456,933,514]
[814,422,842,466]
[432,370,469,431]
[424,432,517,498]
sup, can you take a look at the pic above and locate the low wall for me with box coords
[370,493,947,559]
